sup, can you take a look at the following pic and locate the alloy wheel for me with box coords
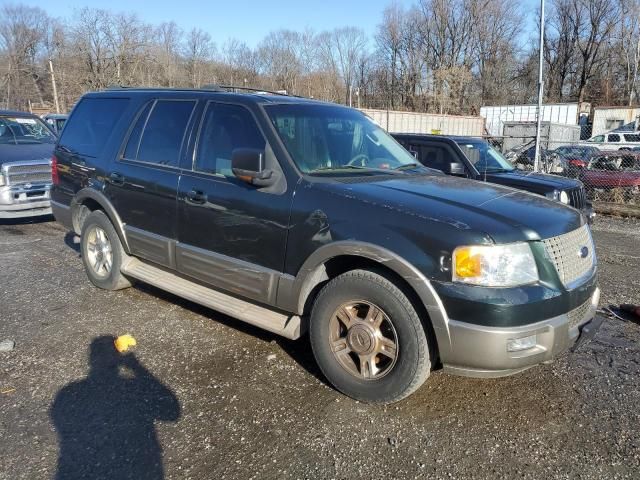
[85,226,113,278]
[329,300,399,380]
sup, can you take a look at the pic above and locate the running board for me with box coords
[121,258,303,340]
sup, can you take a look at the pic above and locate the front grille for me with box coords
[4,163,52,186]
[568,186,586,209]
[542,225,595,288]
[567,298,592,329]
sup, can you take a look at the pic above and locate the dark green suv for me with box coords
[51,87,600,403]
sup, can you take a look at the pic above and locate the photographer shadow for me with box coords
[50,336,180,480]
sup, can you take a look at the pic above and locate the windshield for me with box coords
[265,104,420,174]
[0,116,56,145]
[455,139,514,172]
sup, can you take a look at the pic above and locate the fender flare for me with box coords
[72,188,130,253]
[278,241,452,349]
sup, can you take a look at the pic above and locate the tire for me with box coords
[80,210,132,291]
[309,269,432,403]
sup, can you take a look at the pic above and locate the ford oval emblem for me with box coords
[579,246,589,258]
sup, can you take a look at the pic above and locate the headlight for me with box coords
[546,189,570,204]
[545,189,559,201]
[559,190,569,204]
[452,243,539,287]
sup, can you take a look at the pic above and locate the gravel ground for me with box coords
[1,215,639,479]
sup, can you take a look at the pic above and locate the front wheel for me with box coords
[309,269,432,403]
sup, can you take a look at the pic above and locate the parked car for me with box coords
[0,110,55,219]
[52,88,600,403]
[551,145,600,177]
[42,113,68,134]
[580,151,640,201]
[582,131,640,150]
[504,143,554,171]
[392,134,594,222]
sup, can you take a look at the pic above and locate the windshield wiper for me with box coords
[393,162,421,170]
[309,165,397,174]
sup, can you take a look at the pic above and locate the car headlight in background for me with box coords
[452,243,539,287]
[545,189,570,204]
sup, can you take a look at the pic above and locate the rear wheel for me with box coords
[310,269,432,403]
[80,210,132,291]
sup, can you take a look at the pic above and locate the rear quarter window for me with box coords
[59,97,129,157]
[126,99,196,167]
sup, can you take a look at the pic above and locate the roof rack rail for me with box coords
[103,84,305,98]
[214,85,305,98]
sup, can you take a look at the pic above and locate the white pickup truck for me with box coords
[582,131,640,150]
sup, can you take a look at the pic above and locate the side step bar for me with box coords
[121,258,304,340]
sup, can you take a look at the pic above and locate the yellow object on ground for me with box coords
[114,334,137,353]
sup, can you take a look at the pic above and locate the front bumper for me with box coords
[582,202,595,224]
[442,287,601,378]
[0,185,52,219]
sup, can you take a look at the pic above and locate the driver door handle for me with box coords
[186,189,207,205]
[109,172,124,186]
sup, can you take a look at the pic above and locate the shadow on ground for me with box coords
[0,214,54,227]
[135,281,328,385]
[50,336,181,480]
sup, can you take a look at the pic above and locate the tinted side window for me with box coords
[59,98,129,157]
[136,100,196,166]
[195,103,266,176]
[608,134,620,142]
[123,102,153,160]
[417,143,460,173]
[624,134,640,142]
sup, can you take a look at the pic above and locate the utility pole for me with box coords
[533,0,545,173]
[49,59,60,114]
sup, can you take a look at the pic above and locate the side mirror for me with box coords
[447,162,466,175]
[232,148,274,186]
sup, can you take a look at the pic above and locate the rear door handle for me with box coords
[186,189,207,205]
[109,172,124,186]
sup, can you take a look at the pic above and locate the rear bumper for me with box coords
[0,185,52,219]
[442,287,601,378]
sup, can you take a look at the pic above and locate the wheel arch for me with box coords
[279,242,451,353]
[71,189,130,253]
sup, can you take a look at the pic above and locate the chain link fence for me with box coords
[489,122,640,209]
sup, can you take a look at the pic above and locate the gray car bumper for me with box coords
[0,185,52,219]
[442,287,601,378]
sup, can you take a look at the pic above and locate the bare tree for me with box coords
[184,28,214,88]
[319,27,368,105]
[0,4,48,109]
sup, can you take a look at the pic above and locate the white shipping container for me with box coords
[502,122,581,151]
[480,103,584,137]
[591,107,640,137]
[360,108,485,136]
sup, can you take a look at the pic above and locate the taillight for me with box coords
[51,154,59,185]
[568,159,586,167]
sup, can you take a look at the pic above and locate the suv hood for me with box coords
[0,143,54,166]
[323,174,583,244]
[484,170,581,194]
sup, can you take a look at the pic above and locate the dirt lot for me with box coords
[1,215,639,479]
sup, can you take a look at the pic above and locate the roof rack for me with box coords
[214,85,301,98]
[106,84,298,97]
